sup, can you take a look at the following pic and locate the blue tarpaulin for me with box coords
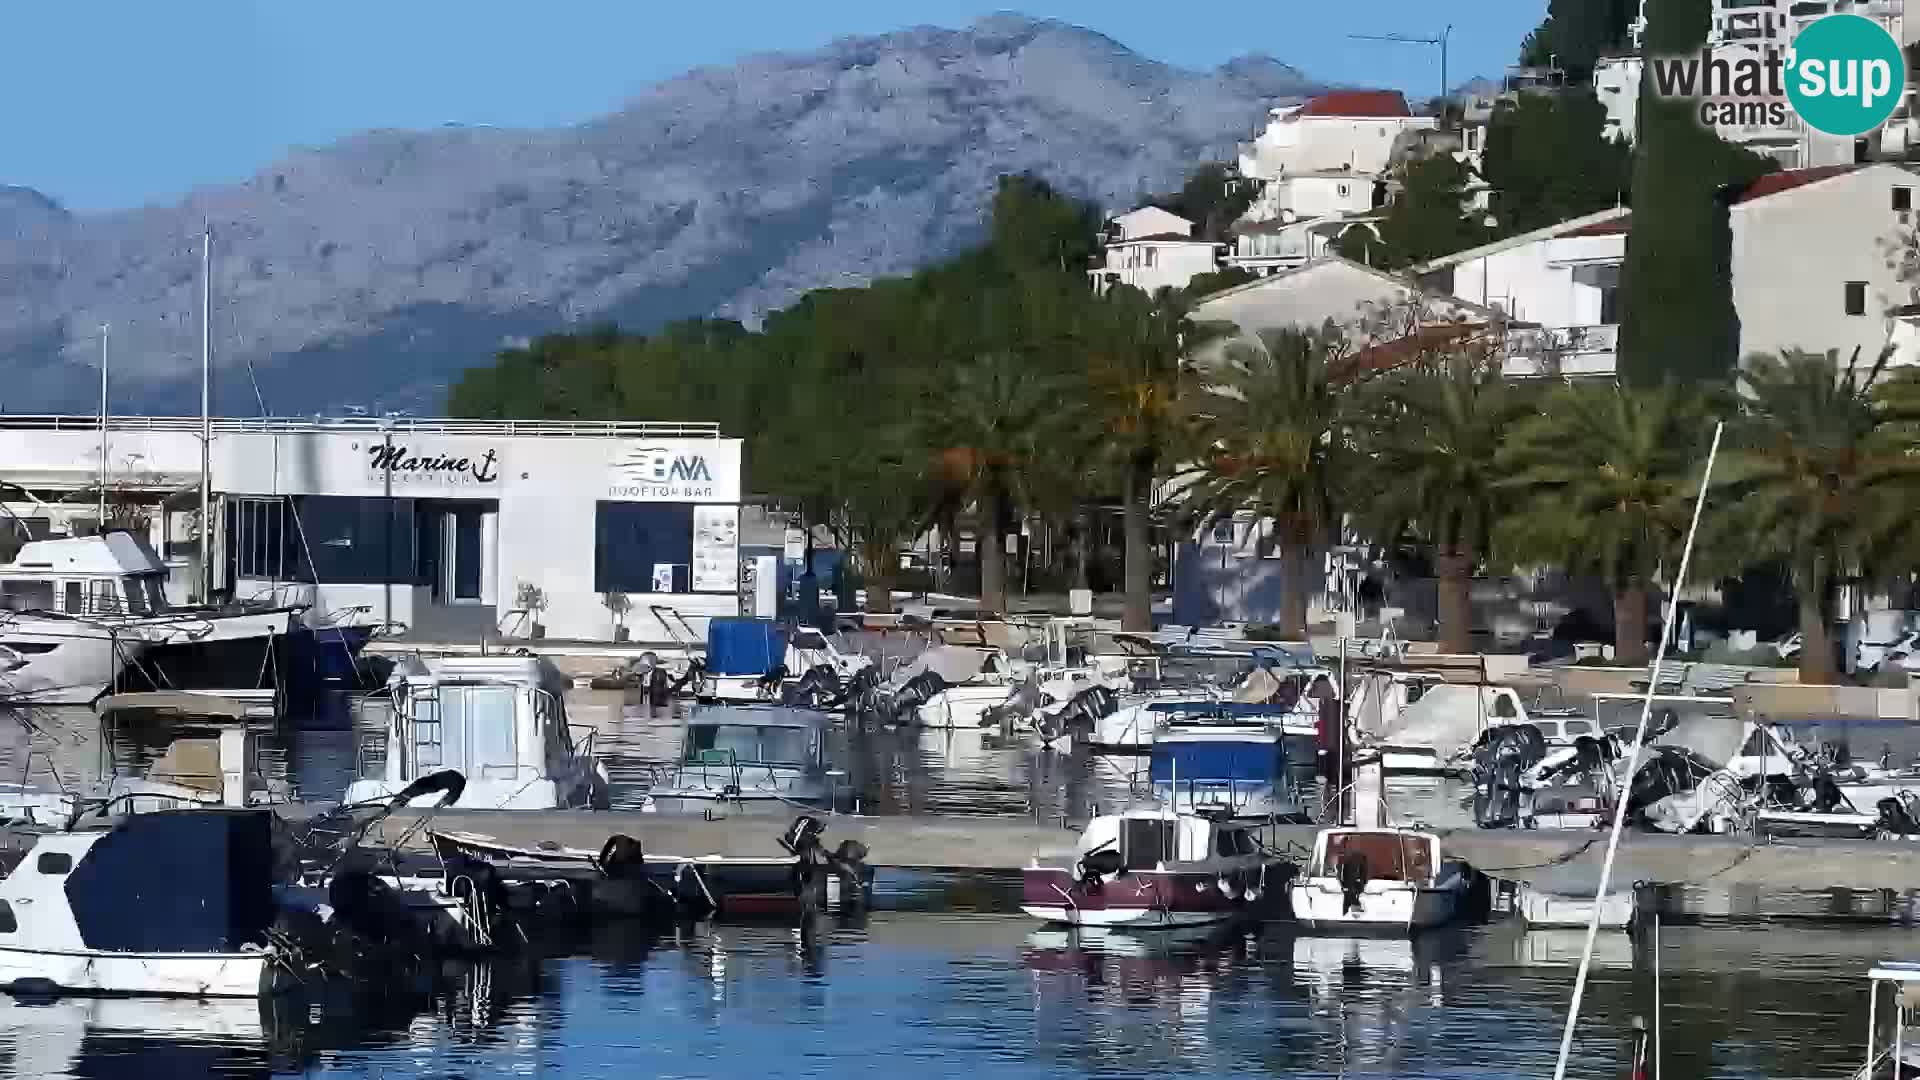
[1148,740,1283,783]
[705,618,787,676]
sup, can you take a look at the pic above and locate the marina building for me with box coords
[0,416,744,643]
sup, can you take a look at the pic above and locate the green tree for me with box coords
[989,172,1102,274]
[1481,91,1632,236]
[1519,0,1637,80]
[1374,155,1489,270]
[1616,0,1776,386]
[1358,355,1531,654]
[1148,163,1259,243]
[1499,382,1717,665]
[1177,328,1356,638]
[923,353,1071,615]
[1720,348,1920,683]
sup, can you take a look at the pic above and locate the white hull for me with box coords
[1516,887,1635,930]
[1092,705,1161,749]
[346,770,601,811]
[0,630,136,705]
[1017,904,1230,930]
[0,945,270,997]
[916,685,1017,728]
[1290,877,1463,932]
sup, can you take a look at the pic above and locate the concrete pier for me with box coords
[367,809,1920,893]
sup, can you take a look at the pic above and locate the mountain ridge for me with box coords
[0,14,1327,415]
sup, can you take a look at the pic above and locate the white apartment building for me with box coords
[1087,206,1223,295]
[1599,0,1917,165]
[1236,91,1438,224]
[1412,163,1920,378]
[1226,212,1384,277]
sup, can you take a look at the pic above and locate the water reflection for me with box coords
[0,916,1897,1078]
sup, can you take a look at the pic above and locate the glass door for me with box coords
[439,507,485,604]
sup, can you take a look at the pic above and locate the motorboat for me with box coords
[344,654,608,810]
[1020,810,1291,929]
[642,703,840,814]
[1149,727,1306,821]
[690,618,873,704]
[427,815,873,919]
[0,808,285,997]
[1288,827,1471,932]
[1466,723,1622,830]
[0,534,309,705]
[1496,868,1637,930]
[1860,961,1920,1079]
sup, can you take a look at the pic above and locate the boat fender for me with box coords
[598,834,648,881]
[1338,852,1369,914]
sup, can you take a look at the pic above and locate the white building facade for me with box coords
[1088,206,1224,295]
[0,417,745,643]
[1412,164,1920,378]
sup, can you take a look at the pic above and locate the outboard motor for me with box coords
[1878,796,1920,838]
[1810,773,1846,814]
[754,663,791,699]
[1074,846,1125,892]
[886,671,949,726]
[780,664,841,708]
[598,834,648,881]
[1338,851,1369,914]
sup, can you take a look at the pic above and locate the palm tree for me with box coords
[1082,286,1234,631]
[1177,328,1355,638]
[1721,347,1920,683]
[924,353,1070,615]
[1358,353,1531,654]
[1499,382,1717,666]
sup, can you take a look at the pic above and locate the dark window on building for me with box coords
[1600,284,1621,326]
[1896,187,1913,211]
[62,581,81,613]
[230,497,288,581]
[36,852,71,875]
[1846,281,1869,316]
[594,502,694,594]
[0,900,16,933]
[289,496,420,585]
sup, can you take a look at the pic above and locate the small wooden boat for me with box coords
[1288,827,1470,933]
[1020,810,1291,930]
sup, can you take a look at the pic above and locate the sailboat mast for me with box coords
[97,323,108,528]
[199,225,212,604]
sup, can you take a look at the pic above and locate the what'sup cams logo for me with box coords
[1648,13,1906,138]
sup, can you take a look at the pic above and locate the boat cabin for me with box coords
[0,534,170,617]
[1306,827,1444,886]
[348,654,603,810]
[1149,727,1295,816]
[1074,811,1260,869]
[678,704,828,774]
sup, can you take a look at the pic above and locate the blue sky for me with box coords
[3,1,1545,212]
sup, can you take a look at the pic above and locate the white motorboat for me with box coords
[1149,727,1306,821]
[642,703,840,814]
[0,534,302,705]
[345,654,609,810]
[0,809,284,997]
[1289,827,1470,932]
[1020,810,1289,929]
[1502,867,1637,930]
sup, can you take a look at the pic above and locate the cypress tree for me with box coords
[1616,0,1775,386]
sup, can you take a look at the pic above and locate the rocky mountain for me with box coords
[0,15,1323,415]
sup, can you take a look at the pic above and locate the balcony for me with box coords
[1503,324,1619,379]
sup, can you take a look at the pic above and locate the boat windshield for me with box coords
[685,724,814,766]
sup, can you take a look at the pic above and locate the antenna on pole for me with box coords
[1347,25,1454,123]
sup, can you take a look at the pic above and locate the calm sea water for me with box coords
[0,916,1894,1079]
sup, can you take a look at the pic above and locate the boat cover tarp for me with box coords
[1649,713,1747,767]
[706,618,787,676]
[66,809,275,952]
[893,645,996,685]
[1149,740,1283,783]
[1370,683,1488,759]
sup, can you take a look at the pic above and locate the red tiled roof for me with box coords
[1733,164,1858,203]
[1298,90,1413,118]
[1564,217,1631,237]
[1329,322,1494,382]
[1560,166,1865,236]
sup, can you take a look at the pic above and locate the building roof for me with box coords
[1191,253,1507,331]
[1734,164,1858,202]
[1331,322,1505,382]
[1107,232,1223,245]
[1410,206,1631,273]
[1298,90,1414,118]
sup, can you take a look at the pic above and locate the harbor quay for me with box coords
[362,807,1920,895]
